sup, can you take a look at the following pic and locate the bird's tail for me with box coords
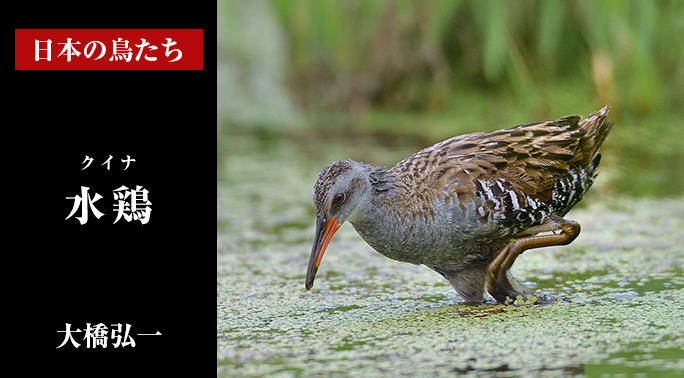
[578,106,613,167]
[550,106,612,216]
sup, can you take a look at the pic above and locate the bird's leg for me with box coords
[452,266,488,303]
[432,265,488,304]
[487,219,581,303]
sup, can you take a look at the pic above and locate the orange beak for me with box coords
[305,215,341,290]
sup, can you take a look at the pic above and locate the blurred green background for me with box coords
[218,0,684,198]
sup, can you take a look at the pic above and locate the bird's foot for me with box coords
[489,271,538,305]
[501,291,538,305]
[489,287,537,305]
[492,285,559,305]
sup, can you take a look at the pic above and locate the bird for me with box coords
[305,106,613,304]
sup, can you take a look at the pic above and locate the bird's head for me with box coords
[306,159,375,290]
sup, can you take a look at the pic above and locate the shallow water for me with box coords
[217,131,684,377]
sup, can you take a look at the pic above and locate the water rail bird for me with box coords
[306,107,613,303]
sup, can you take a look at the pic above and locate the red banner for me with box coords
[15,29,203,70]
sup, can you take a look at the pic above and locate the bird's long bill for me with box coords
[305,215,341,290]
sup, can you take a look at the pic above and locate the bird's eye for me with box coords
[333,193,346,204]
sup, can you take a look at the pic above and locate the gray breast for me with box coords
[350,193,503,269]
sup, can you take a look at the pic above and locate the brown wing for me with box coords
[389,115,585,205]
